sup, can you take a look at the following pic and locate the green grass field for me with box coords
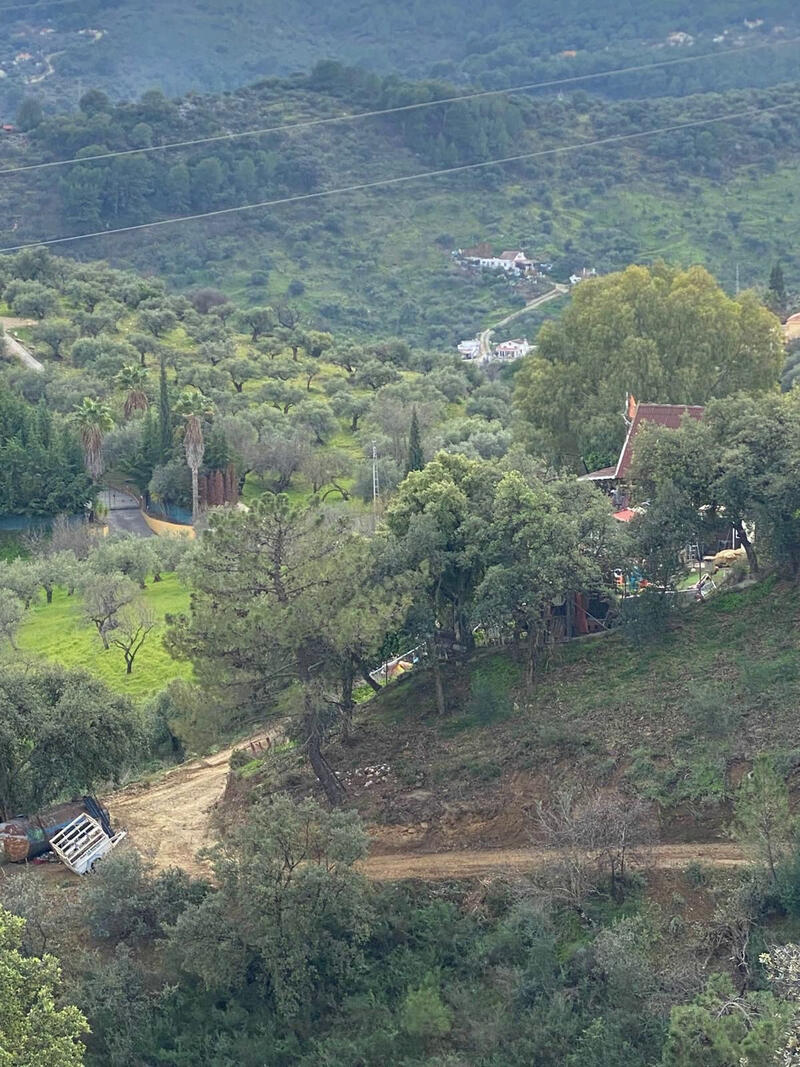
[13,574,192,700]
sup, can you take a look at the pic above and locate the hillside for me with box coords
[2,74,800,344]
[2,0,800,114]
[231,577,800,855]
[15,574,791,877]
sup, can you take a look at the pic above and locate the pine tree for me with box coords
[158,352,171,460]
[407,408,424,473]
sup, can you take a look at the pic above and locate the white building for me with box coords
[492,338,531,362]
[496,250,534,273]
[459,247,537,275]
[458,338,481,360]
[569,267,597,285]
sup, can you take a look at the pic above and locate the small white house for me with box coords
[497,250,533,273]
[459,246,536,275]
[569,267,597,285]
[492,338,531,362]
[458,338,481,360]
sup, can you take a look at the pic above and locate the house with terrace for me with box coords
[580,396,705,519]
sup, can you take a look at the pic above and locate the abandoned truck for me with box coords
[0,796,125,874]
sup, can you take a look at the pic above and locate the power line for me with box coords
[1,35,798,177]
[0,101,789,254]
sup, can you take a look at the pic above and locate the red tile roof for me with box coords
[463,243,492,258]
[615,403,704,478]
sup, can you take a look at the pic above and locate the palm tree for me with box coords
[73,397,114,481]
[116,363,149,419]
[175,388,213,522]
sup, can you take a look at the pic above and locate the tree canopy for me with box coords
[0,393,91,518]
[0,908,88,1066]
[513,264,784,470]
[0,665,142,819]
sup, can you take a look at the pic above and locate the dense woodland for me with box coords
[0,391,90,515]
[3,0,800,112]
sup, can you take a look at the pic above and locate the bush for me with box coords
[229,746,251,769]
[684,683,741,739]
[82,847,207,942]
[775,848,800,917]
[144,688,186,763]
[400,976,452,1040]
[465,671,512,725]
[685,861,710,888]
[620,589,674,646]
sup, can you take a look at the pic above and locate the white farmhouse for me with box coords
[459,245,537,275]
[492,338,531,362]
[496,250,534,273]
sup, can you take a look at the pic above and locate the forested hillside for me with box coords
[2,71,800,344]
[2,0,800,114]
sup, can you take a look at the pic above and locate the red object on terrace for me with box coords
[612,508,637,522]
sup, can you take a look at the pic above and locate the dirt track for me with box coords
[109,739,258,875]
[0,317,43,373]
[108,745,748,881]
[359,842,747,881]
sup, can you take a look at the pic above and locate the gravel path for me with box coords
[1,317,43,373]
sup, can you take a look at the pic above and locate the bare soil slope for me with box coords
[107,742,748,883]
[109,741,254,876]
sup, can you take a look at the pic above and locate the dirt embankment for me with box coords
[106,740,748,883]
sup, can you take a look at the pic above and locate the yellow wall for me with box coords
[142,512,196,539]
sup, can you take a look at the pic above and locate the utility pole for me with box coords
[735,263,740,295]
[371,442,380,529]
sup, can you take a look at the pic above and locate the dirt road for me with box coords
[107,741,747,881]
[110,744,242,875]
[478,284,568,356]
[1,317,43,373]
[359,842,747,881]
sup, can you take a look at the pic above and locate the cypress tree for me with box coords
[407,408,424,473]
[158,352,171,460]
[768,262,787,319]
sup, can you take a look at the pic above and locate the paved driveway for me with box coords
[100,489,154,538]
